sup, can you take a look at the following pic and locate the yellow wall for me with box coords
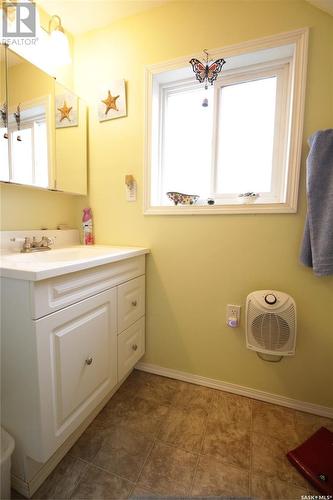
[74,0,333,407]
[0,5,79,231]
[0,183,78,230]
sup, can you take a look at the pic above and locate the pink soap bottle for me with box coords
[82,208,94,245]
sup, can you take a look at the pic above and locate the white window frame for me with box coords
[144,28,309,215]
[9,117,47,186]
[158,78,212,206]
[6,95,52,188]
[212,60,291,204]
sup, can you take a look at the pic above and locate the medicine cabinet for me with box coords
[0,44,87,195]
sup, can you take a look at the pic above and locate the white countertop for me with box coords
[0,245,150,281]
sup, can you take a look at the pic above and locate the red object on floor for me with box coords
[287,426,333,495]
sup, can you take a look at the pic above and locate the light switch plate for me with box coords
[126,181,137,202]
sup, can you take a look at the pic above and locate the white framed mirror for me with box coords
[1,45,87,195]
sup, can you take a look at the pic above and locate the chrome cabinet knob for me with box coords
[132,344,138,351]
[85,356,93,365]
[131,300,137,307]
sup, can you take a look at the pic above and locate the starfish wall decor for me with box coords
[55,91,78,128]
[58,101,72,122]
[102,90,120,115]
[98,79,127,122]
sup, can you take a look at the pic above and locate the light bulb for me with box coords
[49,28,71,67]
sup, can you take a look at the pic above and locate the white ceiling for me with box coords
[36,0,168,35]
[36,0,333,36]
[306,0,333,15]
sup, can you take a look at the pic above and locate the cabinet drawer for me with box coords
[118,317,145,381]
[117,275,145,333]
[35,288,117,462]
[32,255,145,319]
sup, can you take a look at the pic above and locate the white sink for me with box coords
[0,245,150,281]
[3,246,129,263]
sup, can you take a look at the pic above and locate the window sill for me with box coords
[144,202,297,215]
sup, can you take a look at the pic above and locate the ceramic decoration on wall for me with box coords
[55,91,78,128]
[98,80,127,122]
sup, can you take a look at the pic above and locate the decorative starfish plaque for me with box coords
[55,91,78,128]
[101,90,120,115]
[58,101,72,122]
[98,80,127,122]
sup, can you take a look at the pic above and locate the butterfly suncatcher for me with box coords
[189,50,226,90]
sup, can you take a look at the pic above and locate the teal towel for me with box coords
[300,129,333,276]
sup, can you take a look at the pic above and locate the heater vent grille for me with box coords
[246,291,296,356]
[252,313,290,350]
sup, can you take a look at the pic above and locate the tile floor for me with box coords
[12,369,333,499]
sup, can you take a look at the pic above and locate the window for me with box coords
[145,29,308,214]
[0,128,9,182]
[6,98,50,188]
[162,84,214,198]
[10,119,48,187]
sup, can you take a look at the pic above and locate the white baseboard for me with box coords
[136,362,333,418]
[11,475,30,498]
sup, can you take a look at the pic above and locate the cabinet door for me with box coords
[55,81,87,194]
[35,288,117,462]
[117,275,145,333]
[3,48,87,194]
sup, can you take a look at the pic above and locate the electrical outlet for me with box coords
[226,304,241,327]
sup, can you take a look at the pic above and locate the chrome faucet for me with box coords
[20,236,53,253]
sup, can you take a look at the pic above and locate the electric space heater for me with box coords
[246,290,296,357]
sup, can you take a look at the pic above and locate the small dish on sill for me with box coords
[166,191,199,205]
[238,192,259,204]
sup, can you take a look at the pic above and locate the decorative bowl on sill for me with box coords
[166,191,200,205]
[238,192,259,204]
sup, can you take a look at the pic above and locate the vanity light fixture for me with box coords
[48,14,71,66]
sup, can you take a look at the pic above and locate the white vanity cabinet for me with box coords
[1,251,147,494]
[35,288,118,461]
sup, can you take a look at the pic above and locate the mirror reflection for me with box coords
[0,44,9,182]
[10,95,50,187]
[0,46,87,195]
[6,49,54,188]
